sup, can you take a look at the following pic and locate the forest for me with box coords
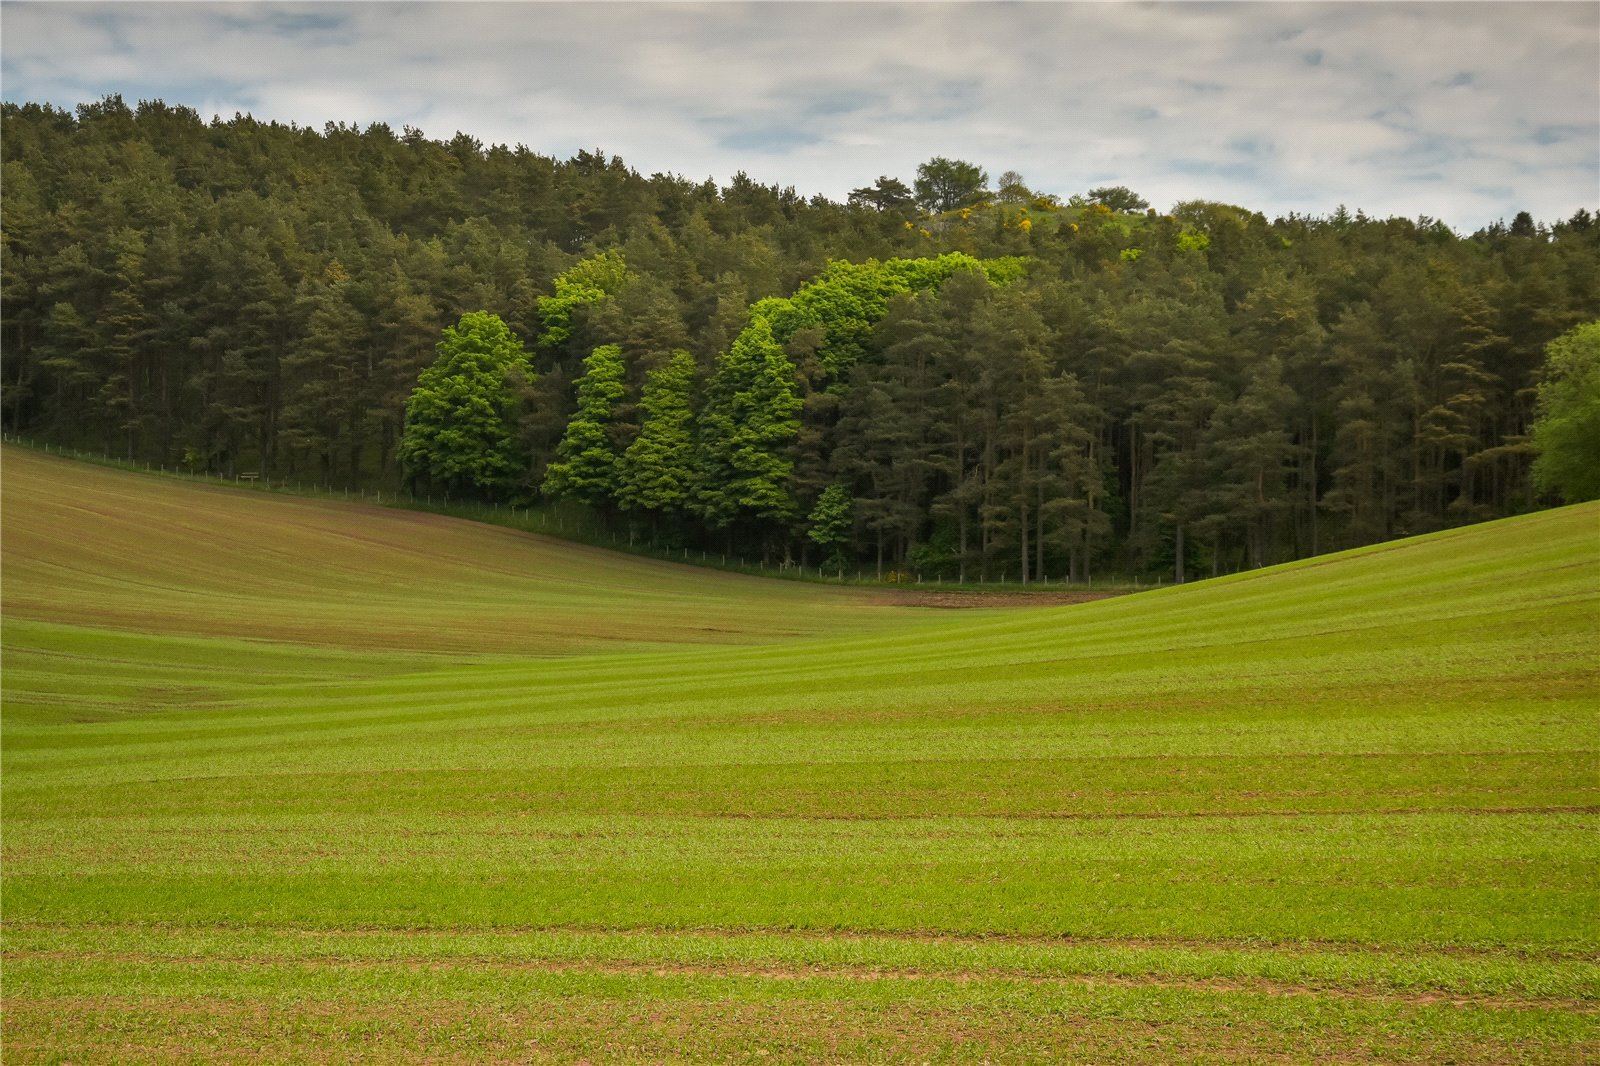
[3,95,1597,581]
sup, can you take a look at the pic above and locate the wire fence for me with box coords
[2,434,1151,592]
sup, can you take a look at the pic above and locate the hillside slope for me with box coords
[1,447,928,657]
[3,450,1597,1063]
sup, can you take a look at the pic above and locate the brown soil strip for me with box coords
[6,947,1593,1012]
[12,919,1597,964]
[8,995,1584,1066]
[866,588,1126,608]
[632,803,1600,822]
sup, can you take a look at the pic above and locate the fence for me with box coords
[2,434,1152,592]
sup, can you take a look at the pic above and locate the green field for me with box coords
[3,445,1597,1063]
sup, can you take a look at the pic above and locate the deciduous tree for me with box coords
[1531,321,1600,502]
[693,315,803,540]
[543,343,626,505]
[617,349,697,520]
[807,483,854,572]
[399,311,530,497]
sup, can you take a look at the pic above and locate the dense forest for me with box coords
[4,96,1596,581]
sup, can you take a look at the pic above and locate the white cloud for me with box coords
[1,1,1594,229]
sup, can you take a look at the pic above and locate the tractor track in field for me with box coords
[13,918,1598,962]
[867,588,1126,608]
[7,946,1595,1013]
[5,994,1587,1066]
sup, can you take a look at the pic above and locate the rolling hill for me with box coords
[3,445,1596,1064]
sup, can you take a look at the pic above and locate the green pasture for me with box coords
[0,447,925,658]
[2,445,1597,1063]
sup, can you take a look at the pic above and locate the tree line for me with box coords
[4,96,1597,581]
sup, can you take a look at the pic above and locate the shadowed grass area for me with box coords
[0,447,931,660]
[2,446,1596,1063]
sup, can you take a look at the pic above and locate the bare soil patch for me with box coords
[868,588,1126,608]
[8,948,1592,1012]
[4,992,1588,1066]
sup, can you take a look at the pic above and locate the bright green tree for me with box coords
[693,315,803,532]
[543,343,626,505]
[616,349,697,518]
[808,483,854,573]
[536,249,633,354]
[746,252,1021,380]
[1531,321,1600,502]
[399,311,530,496]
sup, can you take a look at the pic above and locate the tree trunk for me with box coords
[1308,405,1320,555]
[1018,478,1029,585]
[955,422,968,583]
[1127,422,1141,538]
[1035,480,1045,583]
[957,507,968,584]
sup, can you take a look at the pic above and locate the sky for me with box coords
[2,1,1596,232]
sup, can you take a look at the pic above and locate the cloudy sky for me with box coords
[2,2,1595,230]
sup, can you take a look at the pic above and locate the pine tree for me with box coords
[1233,268,1327,554]
[371,269,442,480]
[1324,302,1404,546]
[832,364,917,575]
[98,226,153,459]
[196,232,293,478]
[281,260,365,483]
[1121,287,1229,581]
[1202,356,1298,570]
[35,300,94,440]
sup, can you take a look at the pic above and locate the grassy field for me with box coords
[3,444,1597,1063]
